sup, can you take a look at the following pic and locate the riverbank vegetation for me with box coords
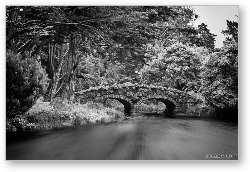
[6,6,238,132]
[7,98,124,132]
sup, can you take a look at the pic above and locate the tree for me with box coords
[200,20,238,120]
[6,6,128,100]
[6,51,49,118]
[138,43,205,91]
[106,6,201,84]
[71,6,202,90]
[195,23,216,51]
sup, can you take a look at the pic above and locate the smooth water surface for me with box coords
[6,116,238,160]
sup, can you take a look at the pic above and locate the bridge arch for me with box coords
[136,96,177,116]
[102,95,133,116]
[148,98,176,116]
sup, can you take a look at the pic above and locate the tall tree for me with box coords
[6,6,128,100]
[200,20,238,119]
[195,23,216,51]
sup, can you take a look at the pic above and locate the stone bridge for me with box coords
[74,83,199,116]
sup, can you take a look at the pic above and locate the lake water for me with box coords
[6,115,238,160]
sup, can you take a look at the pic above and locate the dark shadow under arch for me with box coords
[147,98,176,116]
[105,97,132,116]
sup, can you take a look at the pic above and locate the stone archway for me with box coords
[146,97,176,116]
[103,96,133,116]
[74,84,197,116]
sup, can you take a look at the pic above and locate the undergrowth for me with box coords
[6,98,124,132]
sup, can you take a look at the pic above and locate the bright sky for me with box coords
[193,6,238,48]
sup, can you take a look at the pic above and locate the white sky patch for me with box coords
[193,6,238,48]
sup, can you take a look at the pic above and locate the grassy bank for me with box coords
[6,99,125,132]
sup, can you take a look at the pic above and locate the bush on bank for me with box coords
[6,98,124,132]
[185,104,216,117]
[6,51,49,119]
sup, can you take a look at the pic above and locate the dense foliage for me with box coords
[6,6,238,131]
[138,43,206,91]
[200,20,238,119]
[6,51,49,118]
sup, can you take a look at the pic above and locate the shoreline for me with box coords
[6,114,237,135]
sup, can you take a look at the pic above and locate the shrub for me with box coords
[6,51,49,118]
[7,99,125,132]
[25,99,73,130]
[186,104,216,116]
[134,102,165,112]
[71,103,124,125]
[6,115,39,132]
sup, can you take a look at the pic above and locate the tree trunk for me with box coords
[46,34,79,102]
[47,43,66,101]
[61,33,78,101]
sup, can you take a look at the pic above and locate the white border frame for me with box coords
[1,0,248,172]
